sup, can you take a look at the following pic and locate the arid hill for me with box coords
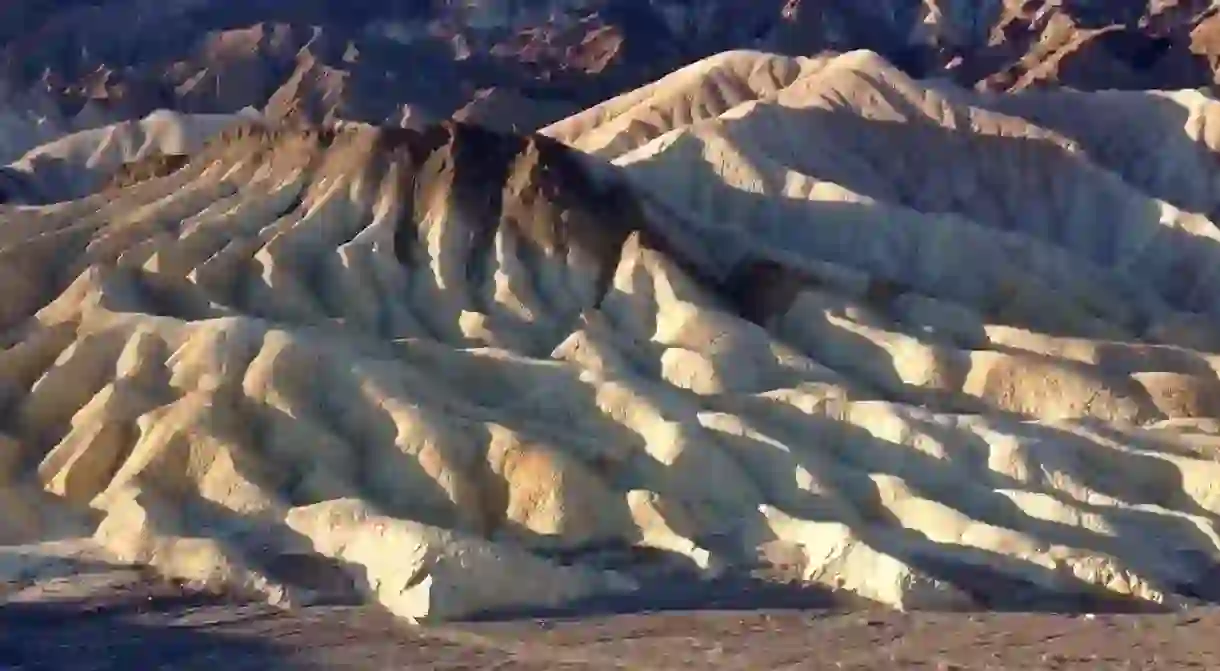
[7,49,1220,621]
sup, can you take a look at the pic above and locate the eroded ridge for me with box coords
[8,53,1220,621]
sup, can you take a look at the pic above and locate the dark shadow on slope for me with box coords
[463,569,860,622]
[0,165,45,205]
[1035,24,1213,91]
[1098,29,1173,70]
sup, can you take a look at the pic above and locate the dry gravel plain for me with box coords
[3,568,1220,670]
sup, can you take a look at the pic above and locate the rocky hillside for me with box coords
[9,49,1220,620]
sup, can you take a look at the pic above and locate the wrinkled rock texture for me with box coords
[10,46,1220,620]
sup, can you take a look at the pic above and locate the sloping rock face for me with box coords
[10,49,1220,620]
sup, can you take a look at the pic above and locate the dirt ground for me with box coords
[2,570,1219,670]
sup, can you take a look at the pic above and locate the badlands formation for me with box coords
[9,48,1220,622]
[7,0,1220,146]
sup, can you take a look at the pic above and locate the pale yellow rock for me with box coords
[485,425,638,547]
[284,499,637,622]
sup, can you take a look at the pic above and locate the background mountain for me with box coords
[1,0,1219,162]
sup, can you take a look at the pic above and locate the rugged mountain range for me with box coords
[2,0,1220,164]
[11,0,1220,626]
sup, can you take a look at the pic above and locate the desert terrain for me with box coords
[9,2,1220,669]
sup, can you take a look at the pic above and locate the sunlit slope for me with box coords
[6,50,1220,620]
